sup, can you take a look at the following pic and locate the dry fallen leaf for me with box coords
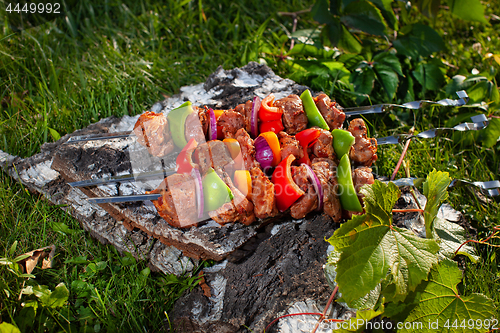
[18,245,56,274]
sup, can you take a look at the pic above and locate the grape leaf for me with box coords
[400,259,496,333]
[325,246,382,310]
[449,0,488,24]
[334,306,385,332]
[327,181,439,307]
[434,217,478,262]
[0,322,21,333]
[423,169,451,239]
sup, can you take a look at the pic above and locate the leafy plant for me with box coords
[325,170,497,332]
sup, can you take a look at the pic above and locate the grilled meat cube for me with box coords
[133,111,174,157]
[209,201,239,225]
[217,110,245,139]
[195,106,209,139]
[278,131,304,161]
[250,167,278,219]
[274,94,308,134]
[312,158,342,222]
[208,141,235,173]
[147,174,198,228]
[352,167,374,194]
[193,143,212,174]
[221,172,256,226]
[348,118,378,167]
[234,100,253,133]
[290,165,318,219]
[185,110,207,145]
[311,129,335,160]
[193,141,235,174]
[235,128,261,170]
[314,93,346,130]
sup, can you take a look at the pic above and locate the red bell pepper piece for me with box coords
[295,128,321,166]
[259,94,283,122]
[176,138,198,174]
[272,155,305,212]
[259,119,285,135]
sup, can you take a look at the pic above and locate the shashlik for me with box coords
[145,122,375,229]
[104,91,379,228]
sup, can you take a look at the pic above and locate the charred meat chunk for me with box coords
[193,143,212,174]
[217,110,245,139]
[234,100,253,133]
[352,166,375,194]
[311,158,342,222]
[235,128,261,170]
[193,141,235,174]
[147,174,198,228]
[311,128,335,160]
[314,93,346,130]
[348,118,378,167]
[133,111,174,157]
[185,110,207,145]
[250,167,278,219]
[278,131,304,161]
[290,165,318,219]
[274,94,308,134]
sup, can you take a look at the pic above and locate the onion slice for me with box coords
[254,135,274,170]
[250,96,261,138]
[301,163,323,211]
[208,108,217,141]
[191,168,204,218]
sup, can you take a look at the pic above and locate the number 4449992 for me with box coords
[5,3,61,14]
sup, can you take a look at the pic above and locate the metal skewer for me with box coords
[68,115,489,188]
[387,178,499,197]
[344,90,469,117]
[63,92,470,145]
[87,193,162,204]
[68,169,175,188]
[85,176,499,205]
[64,131,133,144]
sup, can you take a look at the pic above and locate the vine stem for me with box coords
[311,285,339,333]
[277,8,311,51]
[390,137,412,181]
[392,208,424,213]
[263,286,342,333]
[454,225,500,256]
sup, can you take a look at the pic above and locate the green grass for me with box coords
[1,0,499,331]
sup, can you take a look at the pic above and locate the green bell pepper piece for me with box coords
[337,154,363,212]
[167,101,194,148]
[331,129,355,158]
[202,168,234,211]
[300,89,329,130]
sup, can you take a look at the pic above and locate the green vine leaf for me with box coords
[400,259,496,332]
[434,217,478,262]
[327,181,440,307]
[335,305,385,332]
[423,169,451,239]
[0,322,21,333]
[449,0,488,24]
